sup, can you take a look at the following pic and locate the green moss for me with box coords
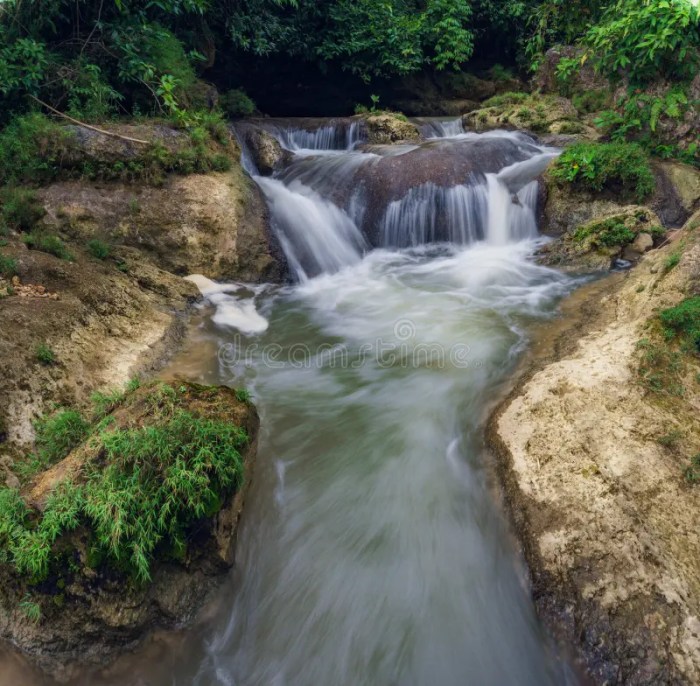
[482,92,529,108]
[0,253,16,278]
[660,297,700,351]
[557,121,585,135]
[550,142,655,202]
[221,89,257,118]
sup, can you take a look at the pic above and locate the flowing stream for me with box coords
[4,119,582,686]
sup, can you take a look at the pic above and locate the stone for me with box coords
[243,127,293,176]
[632,232,654,253]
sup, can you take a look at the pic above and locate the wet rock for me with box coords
[534,46,609,95]
[39,166,284,283]
[243,127,293,176]
[357,135,542,242]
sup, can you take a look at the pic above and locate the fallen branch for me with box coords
[29,95,150,145]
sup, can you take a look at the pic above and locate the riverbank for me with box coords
[488,212,700,684]
[0,121,280,678]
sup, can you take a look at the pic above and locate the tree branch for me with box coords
[28,95,150,145]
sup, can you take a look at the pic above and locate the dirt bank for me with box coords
[488,215,700,684]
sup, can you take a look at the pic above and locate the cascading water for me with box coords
[35,119,582,686]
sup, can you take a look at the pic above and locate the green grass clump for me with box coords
[685,455,700,484]
[0,188,46,232]
[35,343,56,365]
[659,297,700,351]
[664,251,681,273]
[482,91,529,108]
[550,142,655,202]
[23,233,74,261]
[0,253,17,278]
[34,410,89,465]
[0,383,249,584]
[636,337,685,396]
[87,239,111,260]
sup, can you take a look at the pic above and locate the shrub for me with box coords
[0,254,16,278]
[482,91,529,108]
[0,188,46,232]
[23,233,74,261]
[659,297,700,351]
[0,114,72,187]
[35,343,56,365]
[87,239,111,260]
[221,89,257,118]
[550,142,655,202]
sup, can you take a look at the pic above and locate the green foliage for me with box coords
[19,595,42,623]
[35,343,56,366]
[660,297,700,351]
[0,188,46,232]
[0,382,250,584]
[593,88,696,165]
[34,410,90,465]
[550,142,654,201]
[221,89,257,118]
[0,254,17,278]
[87,240,111,261]
[586,0,700,84]
[0,114,73,186]
[23,233,74,261]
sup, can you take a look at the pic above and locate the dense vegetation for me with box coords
[0,0,698,120]
[0,382,249,588]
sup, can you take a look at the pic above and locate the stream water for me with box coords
[4,118,582,685]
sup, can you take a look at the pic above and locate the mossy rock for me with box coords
[540,206,664,270]
[463,94,597,139]
[362,113,420,144]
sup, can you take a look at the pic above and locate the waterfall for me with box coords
[256,120,365,151]
[237,120,558,280]
[416,117,465,138]
[379,183,489,247]
[256,177,366,281]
